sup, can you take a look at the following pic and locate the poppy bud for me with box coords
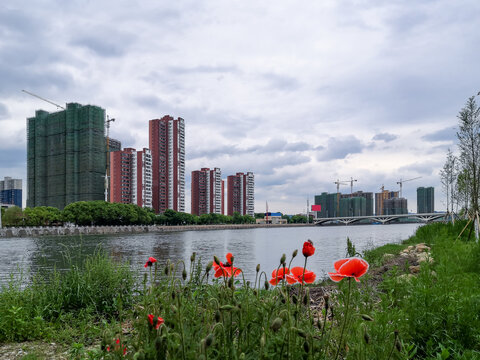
[219,305,235,311]
[205,333,214,347]
[317,318,322,330]
[170,263,174,273]
[206,261,213,273]
[303,340,310,353]
[230,255,234,264]
[253,290,258,296]
[361,314,374,322]
[246,281,251,288]
[280,253,286,265]
[256,264,260,273]
[302,240,315,257]
[182,268,187,280]
[292,249,298,258]
[143,273,148,283]
[215,310,221,322]
[171,291,176,300]
[292,295,298,304]
[271,317,283,332]
[292,327,307,338]
[213,255,221,265]
[170,305,177,313]
[264,280,270,290]
[239,353,245,360]
[228,276,234,288]
[303,293,309,306]
[260,333,266,347]
[164,266,169,276]
[190,252,196,263]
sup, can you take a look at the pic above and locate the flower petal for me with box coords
[338,257,369,278]
[328,272,346,282]
[286,275,298,284]
[226,253,233,263]
[334,258,349,271]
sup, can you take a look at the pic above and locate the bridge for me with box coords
[313,212,447,225]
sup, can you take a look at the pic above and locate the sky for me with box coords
[1,0,480,214]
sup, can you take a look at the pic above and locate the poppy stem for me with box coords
[334,277,352,360]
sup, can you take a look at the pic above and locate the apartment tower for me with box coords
[149,116,185,213]
[227,172,254,216]
[0,177,22,208]
[191,167,224,216]
[110,148,152,208]
[417,187,434,213]
[27,103,105,209]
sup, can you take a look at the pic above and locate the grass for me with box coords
[1,221,480,359]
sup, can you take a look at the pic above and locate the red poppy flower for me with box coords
[328,257,369,282]
[144,256,157,268]
[269,267,297,285]
[302,240,315,257]
[213,253,242,278]
[288,267,316,284]
[148,314,164,330]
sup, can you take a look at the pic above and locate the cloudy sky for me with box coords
[1,0,479,213]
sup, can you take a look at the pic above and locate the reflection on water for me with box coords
[0,223,422,285]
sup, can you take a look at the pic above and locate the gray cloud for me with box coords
[168,65,239,75]
[0,103,9,120]
[421,127,457,142]
[261,72,299,91]
[372,132,397,142]
[317,136,365,161]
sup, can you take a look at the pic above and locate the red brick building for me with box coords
[191,167,224,216]
[227,172,254,216]
[149,116,185,213]
[109,147,152,207]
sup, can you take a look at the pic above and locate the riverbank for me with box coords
[1,221,477,359]
[0,223,315,238]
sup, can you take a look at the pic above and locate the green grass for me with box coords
[2,222,480,359]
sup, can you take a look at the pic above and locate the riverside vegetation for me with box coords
[0,221,479,359]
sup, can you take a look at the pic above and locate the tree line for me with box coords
[0,201,255,227]
[440,94,480,236]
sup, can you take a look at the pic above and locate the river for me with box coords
[0,223,421,286]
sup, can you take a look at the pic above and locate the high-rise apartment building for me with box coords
[110,148,152,207]
[27,103,105,209]
[191,167,224,216]
[149,116,185,213]
[227,172,254,216]
[383,197,408,215]
[0,177,22,208]
[374,190,399,215]
[314,192,339,218]
[417,187,434,213]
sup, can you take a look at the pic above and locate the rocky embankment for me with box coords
[0,223,313,238]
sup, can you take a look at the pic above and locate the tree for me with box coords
[457,96,480,215]
[440,148,457,217]
[3,206,23,226]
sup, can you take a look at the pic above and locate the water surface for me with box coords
[0,223,421,285]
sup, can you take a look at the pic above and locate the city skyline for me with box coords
[1,1,480,213]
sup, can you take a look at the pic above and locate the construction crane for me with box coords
[348,177,358,197]
[397,176,422,198]
[334,179,349,216]
[104,115,116,202]
[21,89,65,110]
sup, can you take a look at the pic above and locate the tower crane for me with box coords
[348,177,358,197]
[397,176,422,198]
[21,90,65,110]
[334,179,349,216]
[105,115,116,202]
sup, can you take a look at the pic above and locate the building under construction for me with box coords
[27,103,106,209]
